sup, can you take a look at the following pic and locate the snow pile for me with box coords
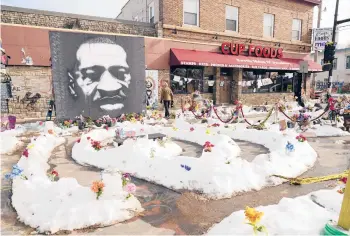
[0,126,26,154]
[207,188,343,235]
[72,119,317,199]
[10,124,143,233]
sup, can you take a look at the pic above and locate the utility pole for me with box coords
[327,0,339,94]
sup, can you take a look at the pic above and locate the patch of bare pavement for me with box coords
[1,133,349,235]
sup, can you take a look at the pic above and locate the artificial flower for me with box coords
[337,188,345,194]
[27,144,35,149]
[212,123,220,127]
[340,177,348,184]
[123,183,136,193]
[87,137,91,140]
[4,164,27,180]
[205,129,211,135]
[48,170,59,181]
[77,138,81,143]
[104,125,109,130]
[91,140,102,151]
[296,134,307,142]
[39,121,43,126]
[91,181,105,200]
[172,127,179,131]
[190,127,194,132]
[22,149,29,158]
[245,206,267,235]
[51,170,58,177]
[180,164,191,171]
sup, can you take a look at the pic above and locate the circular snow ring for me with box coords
[72,121,317,200]
[10,128,143,234]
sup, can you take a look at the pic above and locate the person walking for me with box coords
[160,82,173,118]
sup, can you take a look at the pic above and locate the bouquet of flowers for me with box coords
[244,206,267,235]
[203,141,214,152]
[91,181,105,200]
[91,140,102,151]
[48,170,59,181]
[5,165,28,180]
[296,134,307,142]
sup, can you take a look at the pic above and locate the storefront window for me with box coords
[241,70,294,93]
[170,66,214,94]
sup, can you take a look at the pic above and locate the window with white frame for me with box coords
[149,1,155,24]
[183,0,199,26]
[292,19,302,40]
[226,6,238,32]
[346,56,350,69]
[263,13,274,37]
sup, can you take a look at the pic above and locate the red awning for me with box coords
[170,48,322,72]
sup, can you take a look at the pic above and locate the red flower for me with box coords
[87,137,91,140]
[39,121,43,126]
[190,127,194,132]
[212,123,220,127]
[104,126,109,130]
[51,170,59,177]
[77,138,81,143]
[340,177,347,184]
[22,149,29,158]
[203,141,214,148]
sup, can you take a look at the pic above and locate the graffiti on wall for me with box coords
[21,48,33,66]
[21,92,41,109]
[50,31,146,119]
[145,70,158,109]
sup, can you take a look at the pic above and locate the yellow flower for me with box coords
[172,127,178,131]
[27,144,35,149]
[245,206,264,225]
[206,129,211,135]
[130,118,137,123]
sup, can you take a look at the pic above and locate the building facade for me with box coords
[119,0,321,106]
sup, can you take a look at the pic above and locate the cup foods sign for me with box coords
[221,42,283,59]
[313,28,333,51]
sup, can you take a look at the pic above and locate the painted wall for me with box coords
[50,31,146,119]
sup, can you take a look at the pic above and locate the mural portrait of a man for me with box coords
[50,32,145,119]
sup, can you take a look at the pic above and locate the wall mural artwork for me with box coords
[21,92,41,109]
[49,31,146,119]
[145,70,158,109]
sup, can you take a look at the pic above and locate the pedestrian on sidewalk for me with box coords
[160,82,173,118]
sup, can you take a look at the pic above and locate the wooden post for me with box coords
[338,169,350,230]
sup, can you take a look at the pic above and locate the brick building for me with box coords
[119,0,322,106]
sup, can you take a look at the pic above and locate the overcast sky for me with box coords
[2,0,350,48]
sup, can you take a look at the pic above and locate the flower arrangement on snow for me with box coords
[48,170,59,181]
[285,141,295,154]
[5,164,27,180]
[337,177,347,194]
[90,139,103,151]
[95,115,116,127]
[244,206,267,236]
[203,141,215,152]
[296,134,307,142]
[121,173,136,199]
[91,181,105,200]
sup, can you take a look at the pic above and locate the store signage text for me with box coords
[221,43,283,59]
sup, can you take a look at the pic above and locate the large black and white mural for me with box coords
[49,31,146,119]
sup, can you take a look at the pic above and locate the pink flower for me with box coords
[123,183,136,193]
[340,177,347,184]
[22,149,29,158]
[77,138,81,143]
[39,121,43,126]
[87,137,91,140]
[140,128,144,132]
[190,127,194,132]
[104,125,109,130]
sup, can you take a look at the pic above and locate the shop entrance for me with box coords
[218,68,233,104]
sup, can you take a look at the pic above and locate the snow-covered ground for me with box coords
[207,188,345,235]
[72,119,317,199]
[0,126,26,154]
[9,123,143,233]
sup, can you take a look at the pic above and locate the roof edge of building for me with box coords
[1,5,153,27]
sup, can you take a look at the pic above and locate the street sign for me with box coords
[313,28,333,51]
[299,61,308,73]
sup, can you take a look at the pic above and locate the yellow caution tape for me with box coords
[272,170,349,185]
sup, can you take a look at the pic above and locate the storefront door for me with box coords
[218,76,232,104]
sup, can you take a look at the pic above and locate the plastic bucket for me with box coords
[323,221,348,235]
